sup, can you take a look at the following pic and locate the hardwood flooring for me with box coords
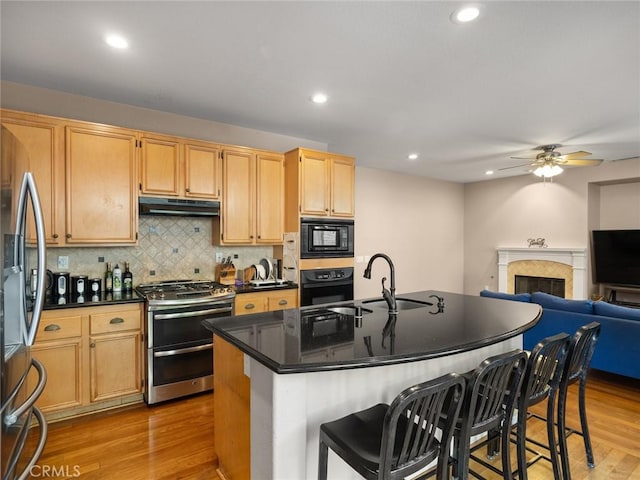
[33,370,639,479]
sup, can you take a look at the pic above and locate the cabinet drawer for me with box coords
[267,290,297,311]
[36,315,82,341]
[235,294,268,316]
[90,309,141,334]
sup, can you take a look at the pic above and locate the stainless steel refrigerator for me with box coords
[1,126,48,479]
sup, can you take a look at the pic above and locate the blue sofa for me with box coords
[479,290,640,380]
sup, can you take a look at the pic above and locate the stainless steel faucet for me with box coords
[363,253,397,314]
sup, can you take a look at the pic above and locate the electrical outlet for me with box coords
[215,253,224,263]
[57,255,69,269]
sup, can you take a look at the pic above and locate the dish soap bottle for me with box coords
[104,262,113,293]
[113,264,122,293]
[123,262,133,293]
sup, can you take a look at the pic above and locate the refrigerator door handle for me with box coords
[15,407,48,480]
[4,358,48,426]
[15,172,47,346]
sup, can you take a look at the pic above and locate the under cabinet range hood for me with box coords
[139,196,220,217]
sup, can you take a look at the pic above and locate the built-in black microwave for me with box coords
[300,218,354,258]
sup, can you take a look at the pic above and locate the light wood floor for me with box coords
[33,370,639,480]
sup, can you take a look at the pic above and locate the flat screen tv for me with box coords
[592,229,640,287]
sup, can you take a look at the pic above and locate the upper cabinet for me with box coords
[65,122,138,245]
[1,110,65,245]
[140,133,221,200]
[284,148,355,227]
[214,147,284,245]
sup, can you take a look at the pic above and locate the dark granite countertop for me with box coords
[43,291,144,310]
[234,282,298,294]
[203,290,542,374]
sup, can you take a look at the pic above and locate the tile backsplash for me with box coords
[45,216,274,285]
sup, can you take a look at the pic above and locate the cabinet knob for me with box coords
[245,303,255,310]
[66,234,72,239]
[257,235,261,239]
[52,233,59,239]
[250,235,254,239]
[90,343,96,348]
[186,187,190,193]
[44,324,61,332]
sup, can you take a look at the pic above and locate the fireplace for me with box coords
[497,247,587,299]
[515,275,566,298]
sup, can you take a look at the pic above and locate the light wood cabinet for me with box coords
[28,312,83,412]
[284,148,355,227]
[65,123,138,245]
[1,110,65,245]
[30,303,144,420]
[140,133,221,200]
[234,289,297,316]
[214,147,284,245]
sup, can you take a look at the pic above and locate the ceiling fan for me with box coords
[501,144,603,178]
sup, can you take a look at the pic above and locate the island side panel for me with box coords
[214,334,250,480]
[251,335,522,480]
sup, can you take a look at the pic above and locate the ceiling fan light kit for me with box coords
[533,164,563,178]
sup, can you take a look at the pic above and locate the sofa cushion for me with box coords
[479,290,531,302]
[530,291,594,314]
[593,301,640,321]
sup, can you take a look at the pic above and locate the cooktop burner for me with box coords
[136,279,235,303]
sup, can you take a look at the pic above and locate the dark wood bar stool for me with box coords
[514,332,571,480]
[451,349,528,480]
[318,373,465,480]
[533,321,601,480]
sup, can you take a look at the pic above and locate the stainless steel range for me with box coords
[136,280,235,404]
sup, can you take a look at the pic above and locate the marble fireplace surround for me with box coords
[497,247,588,300]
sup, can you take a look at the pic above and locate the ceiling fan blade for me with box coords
[498,162,535,171]
[561,151,592,160]
[563,159,603,166]
[510,155,537,160]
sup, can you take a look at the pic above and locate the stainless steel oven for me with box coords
[300,218,354,258]
[300,267,354,306]
[137,281,235,405]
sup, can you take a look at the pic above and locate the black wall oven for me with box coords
[300,267,354,307]
[300,218,354,258]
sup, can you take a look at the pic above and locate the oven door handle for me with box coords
[154,307,232,320]
[154,343,213,357]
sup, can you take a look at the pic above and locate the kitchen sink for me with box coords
[325,305,373,316]
[361,298,433,311]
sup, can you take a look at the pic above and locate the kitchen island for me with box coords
[203,290,541,480]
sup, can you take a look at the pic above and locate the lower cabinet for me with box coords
[30,303,143,419]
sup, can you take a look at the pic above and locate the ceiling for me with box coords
[1,1,639,183]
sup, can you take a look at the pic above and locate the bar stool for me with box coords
[544,322,600,480]
[318,372,465,480]
[451,349,528,480]
[514,332,571,480]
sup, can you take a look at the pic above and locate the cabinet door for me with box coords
[1,114,64,244]
[29,338,82,412]
[255,154,284,244]
[330,156,355,217]
[89,331,142,402]
[300,153,329,216]
[185,143,221,199]
[220,150,254,243]
[140,135,181,196]
[65,125,138,244]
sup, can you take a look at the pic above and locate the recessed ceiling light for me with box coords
[311,93,328,104]
[485,170,494,175]
[408,153,419,160]
[451,6,480,24]
[105,34,129,49]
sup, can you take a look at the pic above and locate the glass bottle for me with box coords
[113,264,122,293]
[104,262,113,293]
[123,262,133,293]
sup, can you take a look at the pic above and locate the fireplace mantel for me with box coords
[497,247,588,299]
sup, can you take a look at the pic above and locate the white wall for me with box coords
[354,167,465,298]
[463,159,640,296]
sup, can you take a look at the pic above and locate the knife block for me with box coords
[216,263,236,285]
